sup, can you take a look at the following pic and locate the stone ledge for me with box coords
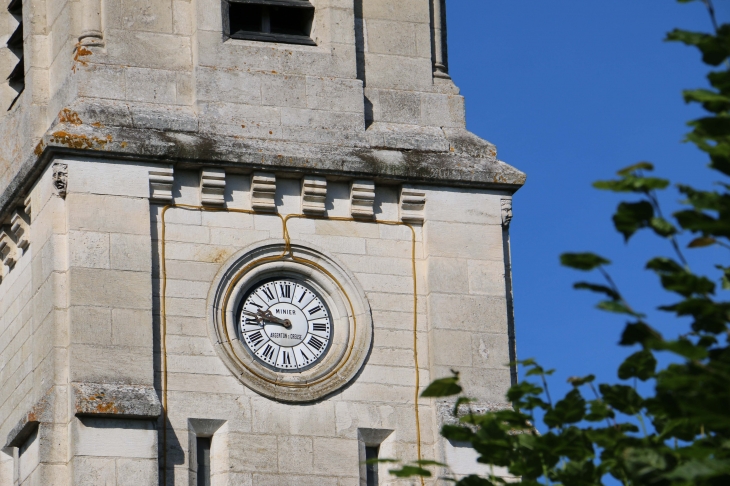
[5,388,54,448]
[0,100,526,221]
[72,383,162,419]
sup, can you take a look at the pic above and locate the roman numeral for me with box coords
[261,287,275,301]
[312,322,327,332]
[262,344,275,360]
[308,305,322,316]
[248,331,264,347]
[280,284,291,299]
[250,302,262,309]
[308,336,324,351]
[282,351,291,365]
[298,291,307,303]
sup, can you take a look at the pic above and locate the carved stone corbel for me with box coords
[10,210,30,252]
[301,176,327,215]
[251,172,277,212]
[23,195,32,222]
[200,169,226,206]
[400,185,426,224]
[0,227,18,269]
[149,166,174,203]
[52,163,68,198]
[501,197,513,227]
[351,180,375,219]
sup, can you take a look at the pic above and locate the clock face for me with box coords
[238,279,332,372]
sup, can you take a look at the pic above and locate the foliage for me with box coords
[386,1,730,484]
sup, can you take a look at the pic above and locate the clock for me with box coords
[209,242,373,402]
[238,279,332,372]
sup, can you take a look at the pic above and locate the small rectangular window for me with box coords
[6,0,24,110]
[365,445,379,486]
[224,0,315,46]
[196,437,211,486]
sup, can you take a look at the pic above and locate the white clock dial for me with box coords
[238,279,332,372]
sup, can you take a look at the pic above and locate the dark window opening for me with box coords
[225,0,315,46]
[196,437,211,486]
[365,445,379,486]
[6,0,24,110]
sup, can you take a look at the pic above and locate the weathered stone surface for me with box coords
[71,383,161,418]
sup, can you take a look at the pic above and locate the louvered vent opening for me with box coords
[224,0,315,46]
[6,0,24,110]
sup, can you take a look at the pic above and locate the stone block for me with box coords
[305,76,363,113]
[429,293,507,333]
[363,54,432,90]
[76,64,127,100]
[117,458,158,486]
[125,68,180,104]
[68,268,152,309]
[351,180,375,219]
[70,306,112,345]
[72,417,157,458]
[252,474,338,486]
[301,176,327,215]
[261,74,306,108]
[467,260,506,296]
[110,233,151,272]
[112,308,153,347]
[300,234,366,255]
[313,437,359,477]
[120,0,173,33]
[71,457,116,486]
[67,193,151,235]
[196,67,263,105]
[356,273,413,294]
[69,344,153,384]
[399,185,426,224]
[278,435,314,474]
[431,329,473,367]
[315,219,379,238]
[423,189,501,225]
[361,0,430,23]
[427,257,468,294]
[366,20,417,57]
[227,434,278,473]
[172,0,192,35]
[471,333,512,370]
[425,221,503,261]
[105,29,192,70]
[68,231,110,269]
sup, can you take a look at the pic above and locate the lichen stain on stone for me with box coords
[34,141,45,157]
[91,121,104,128]
[50,131,112,150]
[72,44,93,72]
[59,108,82,125]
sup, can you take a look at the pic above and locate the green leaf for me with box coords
[560,253,611,271]
[543,389,586,428]
[666,26,730,65]
[421,375,462,398]
[598,384,643,414]
[649,217,677,237]
[573,282,620,300]
[617,161,654,175]
[567,375,595,387]
[619,321,663,347]
[442,425,476,443]
[716,265,730,289]
[596,300,643,317]
[613,201,654,241]
[414,460,447,467]
[389,465,432,478]
[585,399,615,422]
[455,476,495,486]
[688,236,717,247]
[618,350,657,381]
[593,176,670,193]
[647,257,716,297]
[663,458,730,481]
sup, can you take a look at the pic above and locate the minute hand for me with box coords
[259,310,292,329]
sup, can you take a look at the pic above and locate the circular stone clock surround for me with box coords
[207,239,373,403]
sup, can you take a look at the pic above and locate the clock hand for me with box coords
[259,310,293,329]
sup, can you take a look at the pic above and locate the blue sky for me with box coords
[446,1,730,411]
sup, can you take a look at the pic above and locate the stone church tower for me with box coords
[0,0,525,483]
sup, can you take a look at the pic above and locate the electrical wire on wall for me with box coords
[159,204,425,486]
